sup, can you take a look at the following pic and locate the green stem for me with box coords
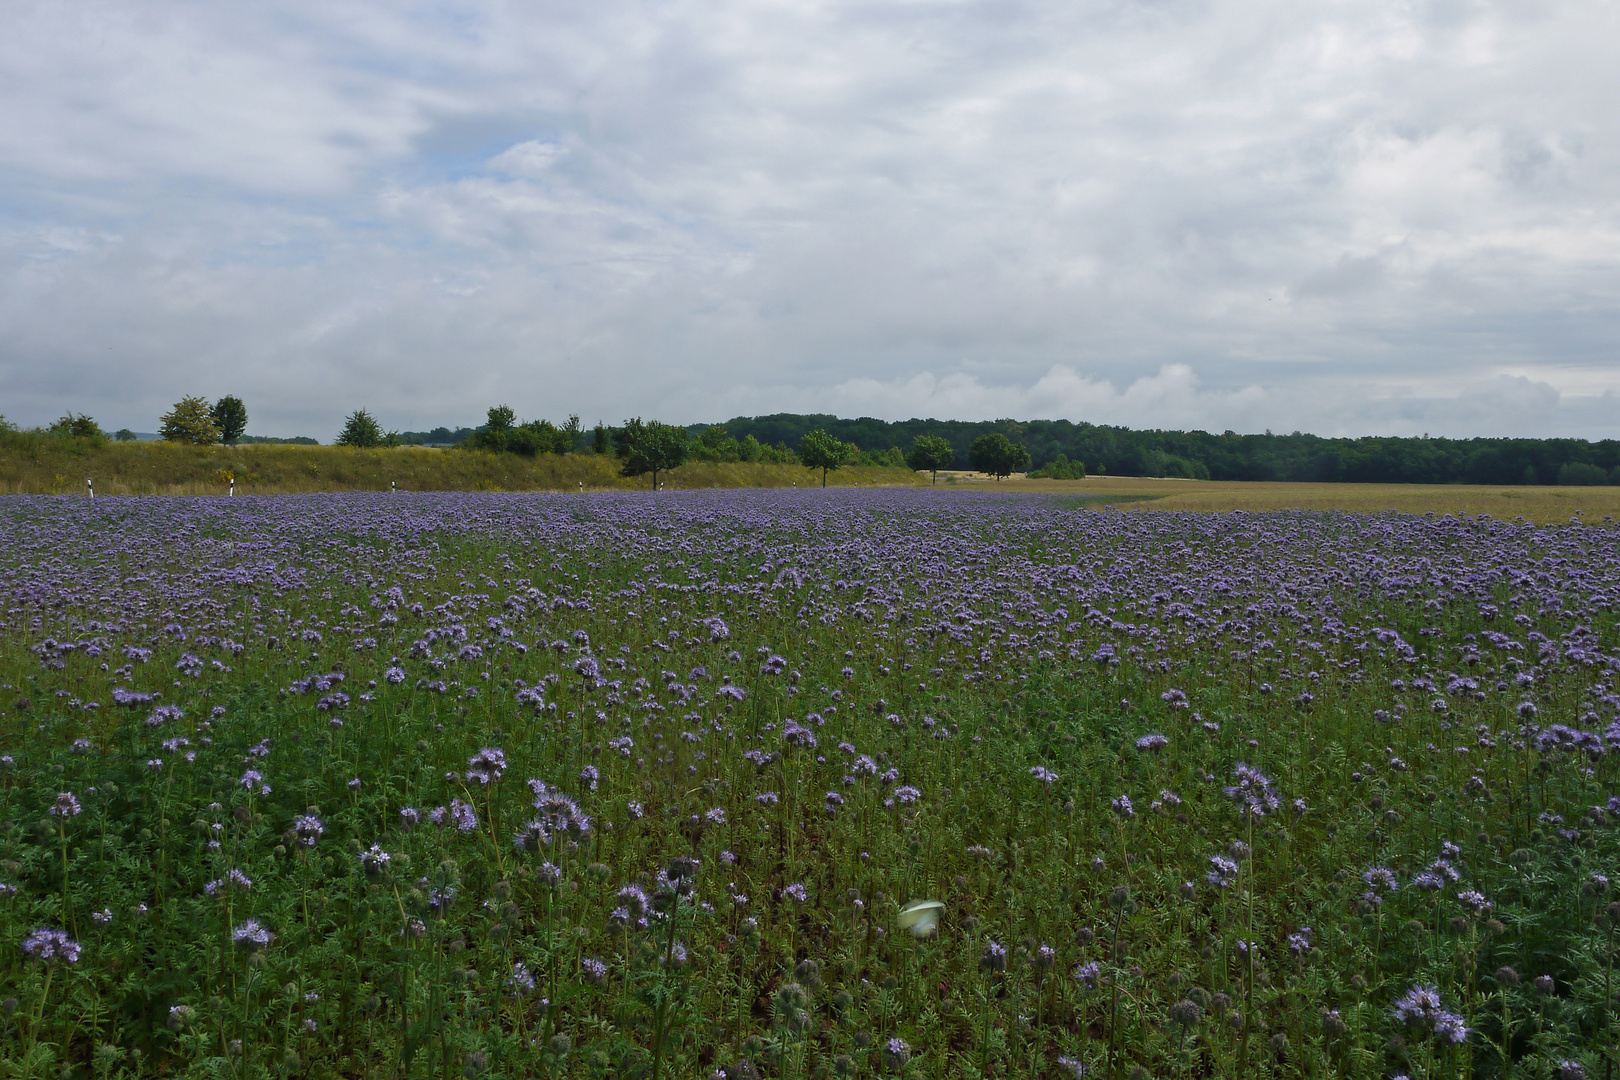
[59,820,71,933]
[651,904,681,1080]
[22,964,56,1080]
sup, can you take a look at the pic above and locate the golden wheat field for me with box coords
[945,473,1620,523]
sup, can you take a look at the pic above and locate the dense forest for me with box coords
[714,414,1620,485]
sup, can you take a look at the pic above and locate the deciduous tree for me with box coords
[969,432,1030,480]
[159,397,221,445]
[799,429,856,487]
[211,396,248,444]
[617,418,690,489]
[906,434,954,484]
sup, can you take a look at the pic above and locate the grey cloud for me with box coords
[2,0,1619,439]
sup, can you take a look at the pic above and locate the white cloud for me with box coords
[2,0,1619,438]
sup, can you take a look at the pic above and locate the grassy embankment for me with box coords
[9,436,1617,520]
[0,438,923,495]
[934,472,1620,523]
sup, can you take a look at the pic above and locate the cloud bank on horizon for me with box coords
[2,0,1618,440]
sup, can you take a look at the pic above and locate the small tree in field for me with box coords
[160,397,221,445]
[799,429,856,488]
[906,434,954,484]
[336,409,385,448]
[617,418,689,489]
[968,432,1031,480]
[211,396,248,444]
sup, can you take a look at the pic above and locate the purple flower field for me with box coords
[1,489,1617,1077]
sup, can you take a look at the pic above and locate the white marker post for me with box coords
[86,478,93,500]
[229,478,235,497]
[391,481,396,492]
[578,481,583,493]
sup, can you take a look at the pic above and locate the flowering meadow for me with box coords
[1,490,1617,1080]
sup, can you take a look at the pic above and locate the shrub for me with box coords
[48,414,106,442]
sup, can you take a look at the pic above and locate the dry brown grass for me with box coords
[0,441,924,495]
[954,474,1620,523]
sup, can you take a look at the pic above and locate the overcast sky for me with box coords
[3,0,1618,440]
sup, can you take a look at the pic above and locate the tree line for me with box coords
[398,409,1620,486]
[714,413,1620,486]
[12,400,1620,487]
[429,407,908,488]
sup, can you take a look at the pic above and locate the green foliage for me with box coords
[905,434,955,483]
[113,428,137,442]
[487,405,516,433]
[968,432,1030,479]
[159,397,221,445]
[616,418,690,487]
[510,420,573,457]
[237,435,320,445]
[799,429,856,487]
[336,409,386,448]
[397,426,478,446]
[860,445,906,469]
[47,413,106,443]
[1557,462,1614,486]
[691,425,740,462]
[210,396,248,445]
[1028,453,1086,480]
[468,410,580,457]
